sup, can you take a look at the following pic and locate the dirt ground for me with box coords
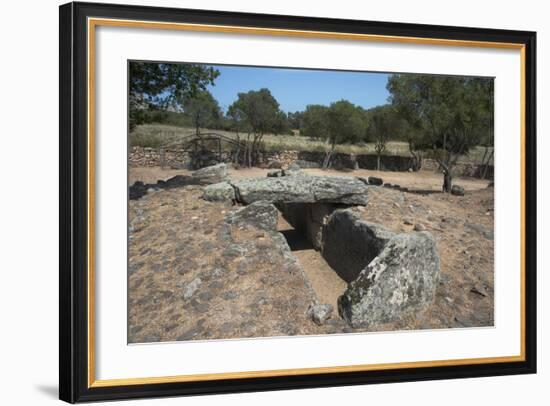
[128,166,494,343]
[129,165,491,192]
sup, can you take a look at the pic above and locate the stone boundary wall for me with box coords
[129,146,494,179]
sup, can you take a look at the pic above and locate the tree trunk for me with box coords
[442,170,452,193]
[481,149,494,179]
[376,154,381,171]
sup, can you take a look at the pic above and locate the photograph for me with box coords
[127,61,495,344]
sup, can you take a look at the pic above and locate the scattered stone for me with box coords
[307,303,333,325]
[451,185,465,196]
[338,231,440,328]
[191,163,228,185]
[177,328,201,341]
[403,217,414,225]
[465,222,494,240]
[202,181,235,202]
[230,175,369,205]
[183,277,202,300]
[470,284,488,297]
[367,176,383,186]
[414,223,426,231]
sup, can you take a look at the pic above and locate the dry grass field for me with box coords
[130,124,493,164]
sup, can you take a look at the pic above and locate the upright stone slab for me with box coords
[338,231,440,328]
[322,209,395,282]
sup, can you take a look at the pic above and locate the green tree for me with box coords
[323,100,365,168]
[387,74,493,192]
[228,89,285,167]
[301,105,329,140]
[365,105,400,170]
[182,91,221,135]
[129,62,219,130]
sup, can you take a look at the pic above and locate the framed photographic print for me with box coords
[59,1,537,403]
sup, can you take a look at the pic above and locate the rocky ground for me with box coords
[128,167,494,343]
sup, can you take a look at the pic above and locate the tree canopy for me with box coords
[387,73,494,191]
[182,90,221,135]
[129,62,219,129]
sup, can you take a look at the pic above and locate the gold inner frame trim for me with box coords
[87,17,527,388]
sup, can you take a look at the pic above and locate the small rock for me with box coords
[368,176,383,186]
[403,217,414,225]
[470,284,487,297]
[307,303,334,325]
[183,278,202,300]
[451,185,465,196]
[413,223,426,231]
[202,181,235,202]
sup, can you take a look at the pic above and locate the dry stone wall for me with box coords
[129,146,493,179]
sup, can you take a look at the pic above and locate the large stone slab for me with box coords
[192,163,228,185]
[230,175,369,205]
[322,209,395,283]
[338,231,440,328]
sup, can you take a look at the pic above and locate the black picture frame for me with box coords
[59,1,537,403]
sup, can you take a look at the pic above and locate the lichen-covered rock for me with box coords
[451,185,465,196]
[230,175,369,205]
[322,209,395,282]
[338,231,440,328]
[203,182,235,202]
[307,303,333,325]
[225,201,278,231]
[192,163,228,184]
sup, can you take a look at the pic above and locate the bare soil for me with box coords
[130,165,491,191]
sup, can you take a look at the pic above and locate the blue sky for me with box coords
[205,65,390,113]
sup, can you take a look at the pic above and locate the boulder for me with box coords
[267,160,283,169]
[451,185,465,196]
[307,303,333,325]
[202,182,235,202]
[192,163,228,185]
[225,201,278,231]
[368,176,383,186]
[129,181,148,200]
[230,175,369,205]
[338,231,440,328]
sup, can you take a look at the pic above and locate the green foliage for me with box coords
[301,105,329,140]
[182,90,222,134]
[228,88,286,135]
[129,61,219,130]
[326,100,365,147]
[387,73,494,190]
